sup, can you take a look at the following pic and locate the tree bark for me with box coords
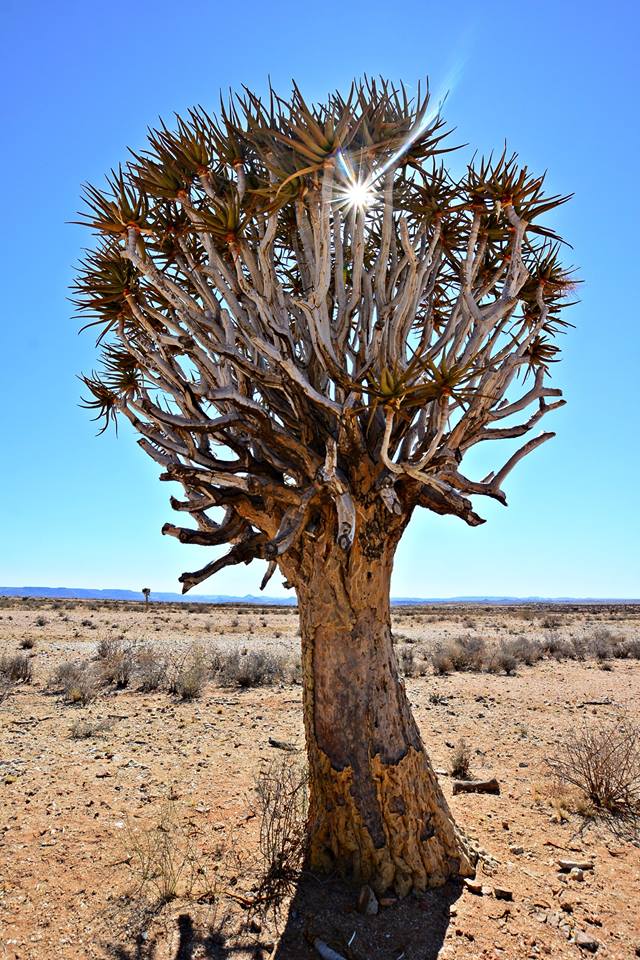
[295,526,475,896]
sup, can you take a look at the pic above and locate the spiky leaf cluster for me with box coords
[74,78,575,592]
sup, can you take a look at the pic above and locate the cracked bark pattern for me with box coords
[295,507,475,895]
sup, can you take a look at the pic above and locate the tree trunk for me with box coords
[295,532,475,897]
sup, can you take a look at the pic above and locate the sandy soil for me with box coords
[0,598,639,960]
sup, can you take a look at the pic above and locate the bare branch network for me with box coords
[74,80,575,593]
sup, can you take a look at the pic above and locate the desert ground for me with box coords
[0,597,639,960]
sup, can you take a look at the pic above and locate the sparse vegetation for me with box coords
[450,739,472,780]
[0,653,33,683]
[50,660,99,705]
[134,645,168,692]
[69,716,112,739]
[546,717,640,815]
[253,758,308,915]
[216,649,288,689]
[169,649,208,700]
[124,797,216,904]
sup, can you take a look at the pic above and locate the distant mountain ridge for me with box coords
[0,586,637,605]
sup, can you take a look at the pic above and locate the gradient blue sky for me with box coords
[1,0,638,598]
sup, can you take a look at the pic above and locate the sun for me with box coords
[346,180,374,208]
[338,178,377,211]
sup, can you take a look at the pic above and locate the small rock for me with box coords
[378,897,396,908]
[510,845,525,856]
[574,930,599,953]
[569,868,584,881]
[494,887,513,901]
[463,878,483,895]
[357,884,378,915]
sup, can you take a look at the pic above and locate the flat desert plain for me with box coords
[0,598,639,960]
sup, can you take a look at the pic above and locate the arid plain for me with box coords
[1,597,639,960]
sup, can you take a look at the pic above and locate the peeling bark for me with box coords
[295,511,475,895]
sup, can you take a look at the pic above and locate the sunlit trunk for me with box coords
[296,529,475,896]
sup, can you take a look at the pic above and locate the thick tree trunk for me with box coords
[295,531,475,896]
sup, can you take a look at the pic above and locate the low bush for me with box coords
[168,650,208,700]
[450,739,472,780]
[135,646,167,692]
[546,716,640,814]
[0,653,33,683]
[50,660,99,705]
[216,649,286,688]
[484,639,519,675]
[397,645,416,677]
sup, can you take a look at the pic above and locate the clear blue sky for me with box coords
[1,0,638,598]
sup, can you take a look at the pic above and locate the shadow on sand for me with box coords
[105,874,461,960]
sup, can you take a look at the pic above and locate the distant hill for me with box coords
[0,586,637,606]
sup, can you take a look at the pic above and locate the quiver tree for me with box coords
[75,79,574,896]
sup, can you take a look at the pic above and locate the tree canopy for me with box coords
[74,79,574,592]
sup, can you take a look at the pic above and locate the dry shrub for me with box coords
[50,660,99,704]
[20,637,36,650]
[541,614,562,630]
[397,645,416,677]
[216,649,286,688]
[541,633,573,660]
[483,639,519,675]
[134,645,167,692]
[508,635,543,665]
[620,637,640,659]
[450,739,472,780]
[96,636,122,660]
[124,798,216,905]
[254,758,307,916]
[168,648,208,700]
[98,639,136,688]
[450,636,487,671]
[430,645,453,675]
[0,653,33,683]
[546,717,640,814]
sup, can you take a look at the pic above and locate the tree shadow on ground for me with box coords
[571,808,640,846]
[104,876,461,960]
[104,910,273,960]
[272,873,463,960]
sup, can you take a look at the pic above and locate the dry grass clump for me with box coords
[450,739,472,780]
[69,716,112,740]
[50,660,100,705]
[0,653,33,683]
[124,797,217,905]
[546,717,640,815]
[20,637,36,650]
